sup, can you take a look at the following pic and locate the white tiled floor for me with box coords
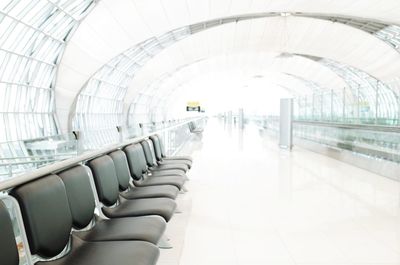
[159,119,400,265]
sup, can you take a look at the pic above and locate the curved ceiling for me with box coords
[0,0,399,145]
[45,0,400,133]
[133,66,327,120]
[129,54,354,120]
[124,16,400,107]
[129,53,347,114]
[57,0,400,131]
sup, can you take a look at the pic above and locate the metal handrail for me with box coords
[0,159,60,166]
[0,154,77,160]
[0,117,204,191]
[0,133,77,145]
[138,117,200,127]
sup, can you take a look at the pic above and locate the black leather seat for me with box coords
[124,144,186,189]
[0,201,19,265]
[140,140,188,173]
[188,121,204,133]
[149,169,186,178]
[88,156,177,222]
[36,236,159,265]
[108,150,179,199]
[10,175,160,265]
[57,165,166,244]
[150,135,193,168]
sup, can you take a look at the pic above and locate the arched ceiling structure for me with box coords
[126,53,344,117]
[2,0,400,143]
[130,63,333,123]
[66,11,400,131]
[126,15,400,92]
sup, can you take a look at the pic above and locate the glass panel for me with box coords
[0,0,95,143]
[72,26,192,133]
[0,132,78,180]
[292,58,400,126]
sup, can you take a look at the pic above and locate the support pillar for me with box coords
[279,98,293,150]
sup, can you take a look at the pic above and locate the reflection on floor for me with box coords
[159,118,400,265]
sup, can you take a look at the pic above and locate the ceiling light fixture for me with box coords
[280,12,292,17]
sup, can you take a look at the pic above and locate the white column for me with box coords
[279,98,293,150]
[238,108,244,128]
[227,111,233,123]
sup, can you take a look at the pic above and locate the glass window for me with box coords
[71,26,192,132]
[0,0,95,143]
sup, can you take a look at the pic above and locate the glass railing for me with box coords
[129,117,205,137]
[293,122,400,163]
[158,118,206,156]
[78,128,121,152]
[251,115,400,163]
[295,116,400,126]
[0,133,78,181]
[0,117,206,181]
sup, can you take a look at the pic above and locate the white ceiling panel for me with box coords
[250,0,270,11]
[83,2,132,52]
[102,0,152,43]
[229,0,252,16]
[133,0,170,35]
[209,0,232,19]
[186,0,210,24]
[67,22,116,63]
[159,0,190,28]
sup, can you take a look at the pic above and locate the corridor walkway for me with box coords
[160,118,400,265]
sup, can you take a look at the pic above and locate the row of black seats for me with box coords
[0,135,193,265]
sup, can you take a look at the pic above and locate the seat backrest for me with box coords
[156,135,167,158]
[108,150,131,191]
[146,139,159,163]
[123,144,148,180]
[87,156,120,207]
[149,135,163,161]
[10,175,72,258]
[58,165,96,229]
[0,200,19,265]
[140,140,157,167]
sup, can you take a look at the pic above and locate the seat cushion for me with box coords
[164,155,193,162]
[159,159,192,169]
[121,185,179,200]
[75,216,166,245]
[149,169,186,178]
[102,198,177,222]
[37,235,159,265]
[136,176,185,189]
[151,163,188,173]
[149,170,189,181]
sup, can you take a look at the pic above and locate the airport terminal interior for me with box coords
[1,1,400,265]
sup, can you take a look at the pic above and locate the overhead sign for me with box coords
[186,101,201,112]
